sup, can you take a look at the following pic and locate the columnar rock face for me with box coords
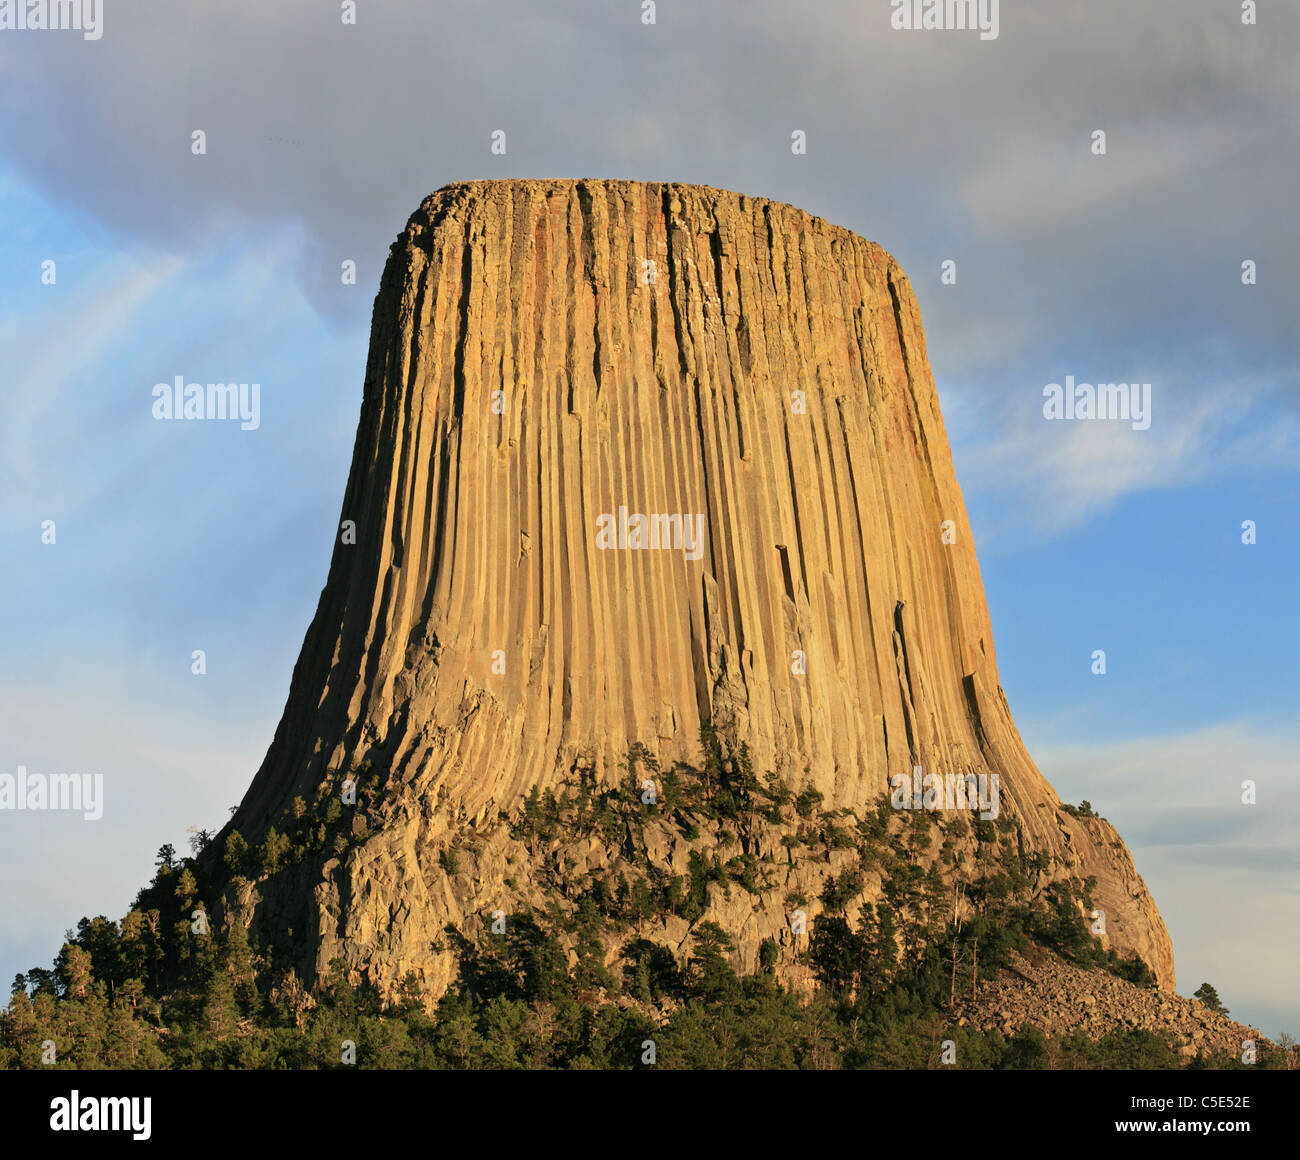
[225,179,1174,993]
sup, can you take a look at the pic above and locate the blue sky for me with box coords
[1,0,1296,1039]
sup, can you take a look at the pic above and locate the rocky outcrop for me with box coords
[216,179,1173,997]
[958,950,1265,1060]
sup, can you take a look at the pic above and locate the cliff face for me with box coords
[222,179,1173,995]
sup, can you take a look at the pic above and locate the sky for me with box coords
[1,0,1296,1038]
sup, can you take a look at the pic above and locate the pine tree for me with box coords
[202,965,239,1044]
[258,827,291,875]
[223,923,259,1011]
[1,986,40,1068]
[686,921,737,1002]
[1193,982,1228,1015]
[223,831,249,876]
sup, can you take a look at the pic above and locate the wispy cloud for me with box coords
[956,377,1298,531]
[0,674,270,961]
[1,253,184,501]
[1032,719,1300,1034]
[961,125,1256,236]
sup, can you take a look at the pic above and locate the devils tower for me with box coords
[214,179,1174,999]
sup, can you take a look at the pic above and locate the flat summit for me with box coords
[215,179,1174,999]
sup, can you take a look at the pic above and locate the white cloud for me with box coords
[955,377,1298,531]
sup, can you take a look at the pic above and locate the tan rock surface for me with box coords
[221,179,1174,995]
[958,950,1266,1059]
